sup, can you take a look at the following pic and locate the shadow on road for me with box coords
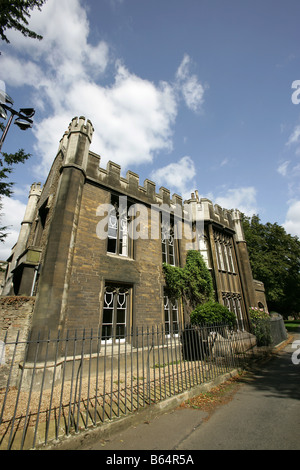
[239,335,300,402]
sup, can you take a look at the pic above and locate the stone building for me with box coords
[1,117,267,340]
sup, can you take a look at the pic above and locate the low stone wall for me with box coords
[269,313,288,346]
[0,296,34,338]
[0,296,35,389]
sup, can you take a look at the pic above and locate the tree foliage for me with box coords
[0,146,30,197]
[0,0,46,43]
[241,214,300,317]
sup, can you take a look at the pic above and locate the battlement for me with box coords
[86,153,183,207]
[85,151,240,230]
[29,182,42,197]
[56,117,243,227]
[67,116,94,142]
[181,195,239,231]
[57,117,94,156]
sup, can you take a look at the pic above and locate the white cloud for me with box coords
[0,1,208,258]
[291,163,300,176]
[286,124,300,157]
[286,125,300,146]
[283,200,300,238]
[3,1,109,84]
[277,160,290,176]
[214,187,258,216]
[175,54,206,112]
[220,158,229,167]
[0,197,27,260]
[30,66,178,175]
[1,1,207,179]
[33,113,73,175]
[151,156,196,199]
[0,56,42,88]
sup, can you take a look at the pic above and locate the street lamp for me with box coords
[0,90,35,152]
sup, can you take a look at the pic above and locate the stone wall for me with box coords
[253,280,268,310]
[0,296,34,337]
[0,296,35,389]
[64,182,166,332]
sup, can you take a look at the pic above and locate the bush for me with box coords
[190,301,237,329]
[249,307,272,346]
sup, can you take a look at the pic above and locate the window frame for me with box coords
[198,233,212,269]
[107,195,132,258]
[101,284,131,343]
[161,215,179,266]
[222,292,245,331]
[214,231,236,274]
[164,294,180,338]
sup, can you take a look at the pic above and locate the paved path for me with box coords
[81,332,300,451]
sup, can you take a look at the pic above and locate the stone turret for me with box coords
[2,183,42,295]
[231,209,257,311]
[231,209,246,242]
[64,116,94,170]
[30,117,94,346]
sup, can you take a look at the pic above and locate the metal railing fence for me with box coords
[0,323,257,450]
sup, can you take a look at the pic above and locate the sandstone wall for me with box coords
[0,296,35,388]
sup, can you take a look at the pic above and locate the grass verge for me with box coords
[284,320,300,332]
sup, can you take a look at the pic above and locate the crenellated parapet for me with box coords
[56,117,243,227]
[85,152,243,229]
[29,182,42,198]
[67,116,94,142]
[58,117,94,154]
[56,116,95,172]
[183,195,239,231]
[87,155,183,208]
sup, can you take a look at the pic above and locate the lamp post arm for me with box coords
[0,105,34,153]
[0,112,14,153]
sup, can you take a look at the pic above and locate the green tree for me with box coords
[0,146,30,197]
[241,214,300,317]
[0,0,47,43]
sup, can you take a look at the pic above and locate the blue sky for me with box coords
[1,0,300,259]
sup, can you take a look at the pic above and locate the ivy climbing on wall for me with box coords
[163,250,215,319]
